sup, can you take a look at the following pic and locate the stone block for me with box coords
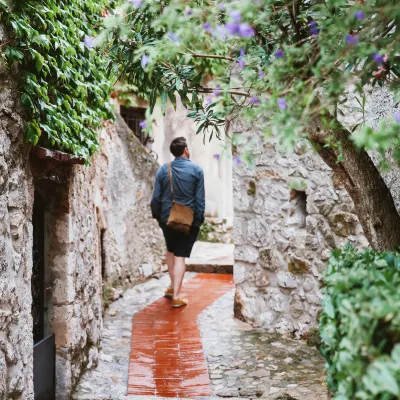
[234,246,259,264]
[141,263,153,278]
[258,248,285,272]
[247,219,272,247]
[287,256,311,274]
[328,212,358,237]
[276,271,298,289]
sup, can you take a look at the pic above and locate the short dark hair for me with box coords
[170,137,187,157]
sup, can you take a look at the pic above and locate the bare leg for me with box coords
[166,251,175,288]
[172,256,186,298]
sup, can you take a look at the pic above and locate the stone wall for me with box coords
[0,57,35,400]
[93,117,165,284]
[232,121,368,337]
[0,65,165,400]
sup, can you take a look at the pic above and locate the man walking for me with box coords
[151,137,205,308]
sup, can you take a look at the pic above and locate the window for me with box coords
[120,106,147,144]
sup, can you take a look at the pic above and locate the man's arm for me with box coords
[151,168,163,221]
[193,169,205,228]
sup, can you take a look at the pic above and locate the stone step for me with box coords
[186,242,234,274]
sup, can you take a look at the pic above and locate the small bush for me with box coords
[320,245,400,399]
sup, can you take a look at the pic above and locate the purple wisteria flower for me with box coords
[250,97,260,105]
[230,10,242,23]
[346,34,359,46]
[277,98,287,110]
[214,154,220,160]
[215,25,227,40]
[213,85,222,97]
[238,59,245,69]
[373,53,385,64]
[226,22,239,35]
[130,0,142,8]
[204,22,212,32]
[167,32,179,42]
[258,70,265,78]
[275,49,284,59]
[141,54,149,68]
[394,112,400,123]
[139,120,147,129]
[185,6,192,15]
[205,96,213,105]
[84,35,95,48]
[219,2,225,11]
[240,48,246,57]
[355,10,365,20]
[309,21,318,35]
[238,23,255,38]
[233,155,242,165]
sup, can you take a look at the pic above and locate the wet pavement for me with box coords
[128,274,234,397]
[73,272,327,400]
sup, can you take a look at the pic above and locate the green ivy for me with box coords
[0,0,115,160]
[320,245,400,399]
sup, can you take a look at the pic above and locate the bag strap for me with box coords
[168,162,175,203]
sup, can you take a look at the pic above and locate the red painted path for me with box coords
[128,274,234,397]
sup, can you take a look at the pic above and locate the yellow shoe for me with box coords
[164,287,174,299]
[172,298,188,308]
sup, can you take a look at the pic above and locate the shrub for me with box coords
[320,245,400,399]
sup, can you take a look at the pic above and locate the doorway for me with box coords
[32,191,55,400]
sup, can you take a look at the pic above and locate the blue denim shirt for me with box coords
[151,157,205,227]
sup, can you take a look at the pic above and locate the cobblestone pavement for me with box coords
[73,273,328,400]
[73,273,197,400]
[199,291,328,400]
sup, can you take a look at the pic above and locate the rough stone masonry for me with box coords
[0,42,165,400]
[232,121,368,337]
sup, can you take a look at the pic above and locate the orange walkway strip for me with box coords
[128,274,234,397]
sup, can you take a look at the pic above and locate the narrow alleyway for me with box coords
[73,271,327,400]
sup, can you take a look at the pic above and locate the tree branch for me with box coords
[178,52,235,62]
[197,87,251,97]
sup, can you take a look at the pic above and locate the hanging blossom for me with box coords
[309,21,318,35]
[204,22,212,33]
[275,49,284,59]
[130,0,142,7]
[394,112,400,123]
[185,6,192,15]
[258,70,265,78]
[139,120,147,129]
[167,32,179,42]
[355,10,365,20]
[238,58,245,69]
[250,97,260,105]
[373,53,385,64]
[346,34,359,46]
[213,85,222,96]
[229,10,242,23]
[214,154,220,160]
[233,155,242,165]
[277,98,287,110]
[84,35,95,48]
[141,54,149,68]
[205,96,213,105]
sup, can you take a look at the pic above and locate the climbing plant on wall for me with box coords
[0,0,114,160]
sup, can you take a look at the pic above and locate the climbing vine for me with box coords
[0,0,115,160]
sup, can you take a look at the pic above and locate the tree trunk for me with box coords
[308,114,400,251]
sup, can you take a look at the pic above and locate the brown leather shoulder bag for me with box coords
[166,163,194,235]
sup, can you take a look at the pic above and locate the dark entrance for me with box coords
[32,191,56,400]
